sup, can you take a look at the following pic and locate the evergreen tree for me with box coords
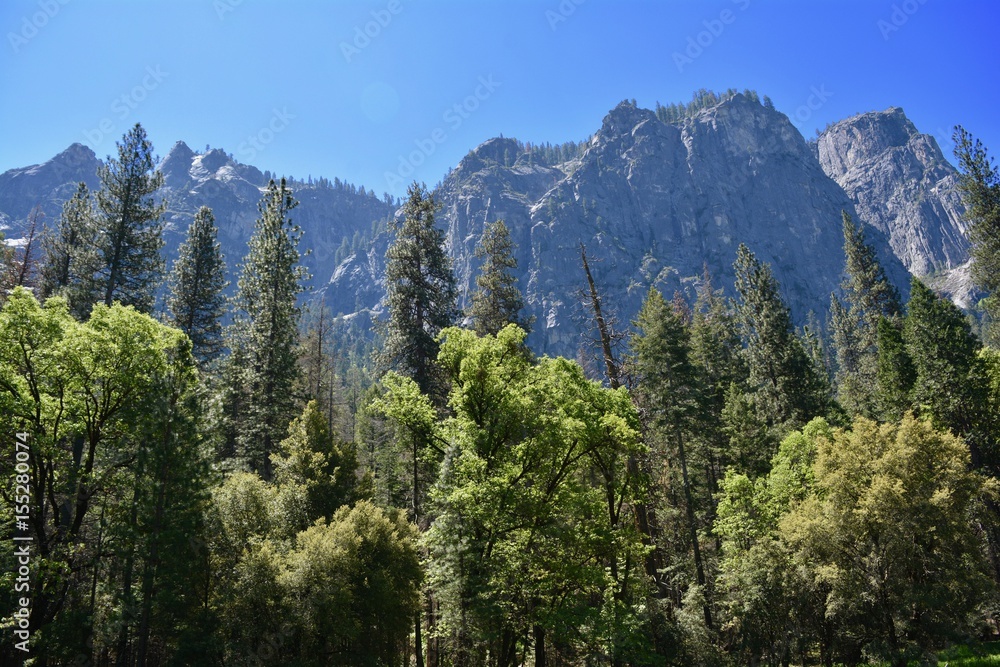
[470,219,531,336]
[38,182,101,314]
[93,123,166,313]
[227,178,307,479]
[167,206,227,366]
[875,316,915,422]
[904,278,989,465]
[830,211,901,417]
[954,126,1000,344]
[732,244,830,428]
[381,182,457,401]
[632,287,713,629]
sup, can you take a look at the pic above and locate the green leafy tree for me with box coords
[226,179,307,479]
[782,416,989,667]
[381,182,457,402]
[281,502,421,667]
[418,325,650,666]
[167,206,228,366]
[470,219,531,336]
[733,244,830,429]
[954,126,1000,344]
[830,211,901,417]
[93,123,166,313]
[0,288,208,665]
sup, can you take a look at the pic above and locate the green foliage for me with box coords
[954,126,1000,345]
[783,415,990,666]
[733,244,831,429]
[225,178,307,479]
[831,211,901,418]
[905,279,990,463]
[282,502,421,666]
[413,325,651,664]
[0,287,209,664]
[470,219,531,337]
[381,182,457,401]
[37,181,101,315]
[93,123,166,313]
[167,206,228,366]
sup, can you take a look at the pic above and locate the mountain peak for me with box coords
[160,141,196,182]
[600,100,656,135]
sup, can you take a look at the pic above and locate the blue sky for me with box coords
[2,0,998,198]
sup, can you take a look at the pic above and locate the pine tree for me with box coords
[167,206,227,366]
[953,126,1000,345]
[830,211,901,417]
[381,182,457,400]
[632,287,713,629]
[733,244,830,428]
[227,178,307,479]
[93,123,166,313]
[470,219,531,337]
[38,182,101,313]
[875,316,914,422]
[904,278,989,465]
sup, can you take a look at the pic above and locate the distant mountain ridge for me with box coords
[0,92,975,356]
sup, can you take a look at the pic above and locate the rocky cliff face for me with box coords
[0,141,397,297]
[0,94,977,358]
[815,108,972,304]
[157,141,398,295]
[0,143,101,235]
[327,95,915,356]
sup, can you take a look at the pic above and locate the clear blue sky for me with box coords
[2,0,998,198]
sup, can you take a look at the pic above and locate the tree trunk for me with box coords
[677,426,712,629]
[533,625,546,667]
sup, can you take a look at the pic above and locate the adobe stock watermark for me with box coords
[673,0,751,73]
[788,85,834,128]
[385,75,501,191]
[8,0,71,53]
[214,0,243,21]
[83,66,168,149]
[11,431,33,654]
[546,0,586,31]
[238,108,295,162]
[340,0,404,63]
[878,0,929,40]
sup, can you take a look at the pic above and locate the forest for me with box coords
[1,121,1000,667]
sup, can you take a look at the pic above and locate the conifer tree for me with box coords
[38,182,101,314]
[227,178,306,479]
[381,182,457,401]
[732,244,830,428]
[830,211,901,417]
[633,287,713,629]
[470,219,531,336]
[93,123,166,313]
[904,278,989,465]
[167,206,227,366]
[954,126,1000,344]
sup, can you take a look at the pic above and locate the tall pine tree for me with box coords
[381,182,457,401]
[226,178,306,479]
[470,219,531,336]
[167,206,227,366]
[830,211,901,417]
[38,182,101,315]
[953,126,1000,345]
[93,123,166,313]
[733,244,830,428]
